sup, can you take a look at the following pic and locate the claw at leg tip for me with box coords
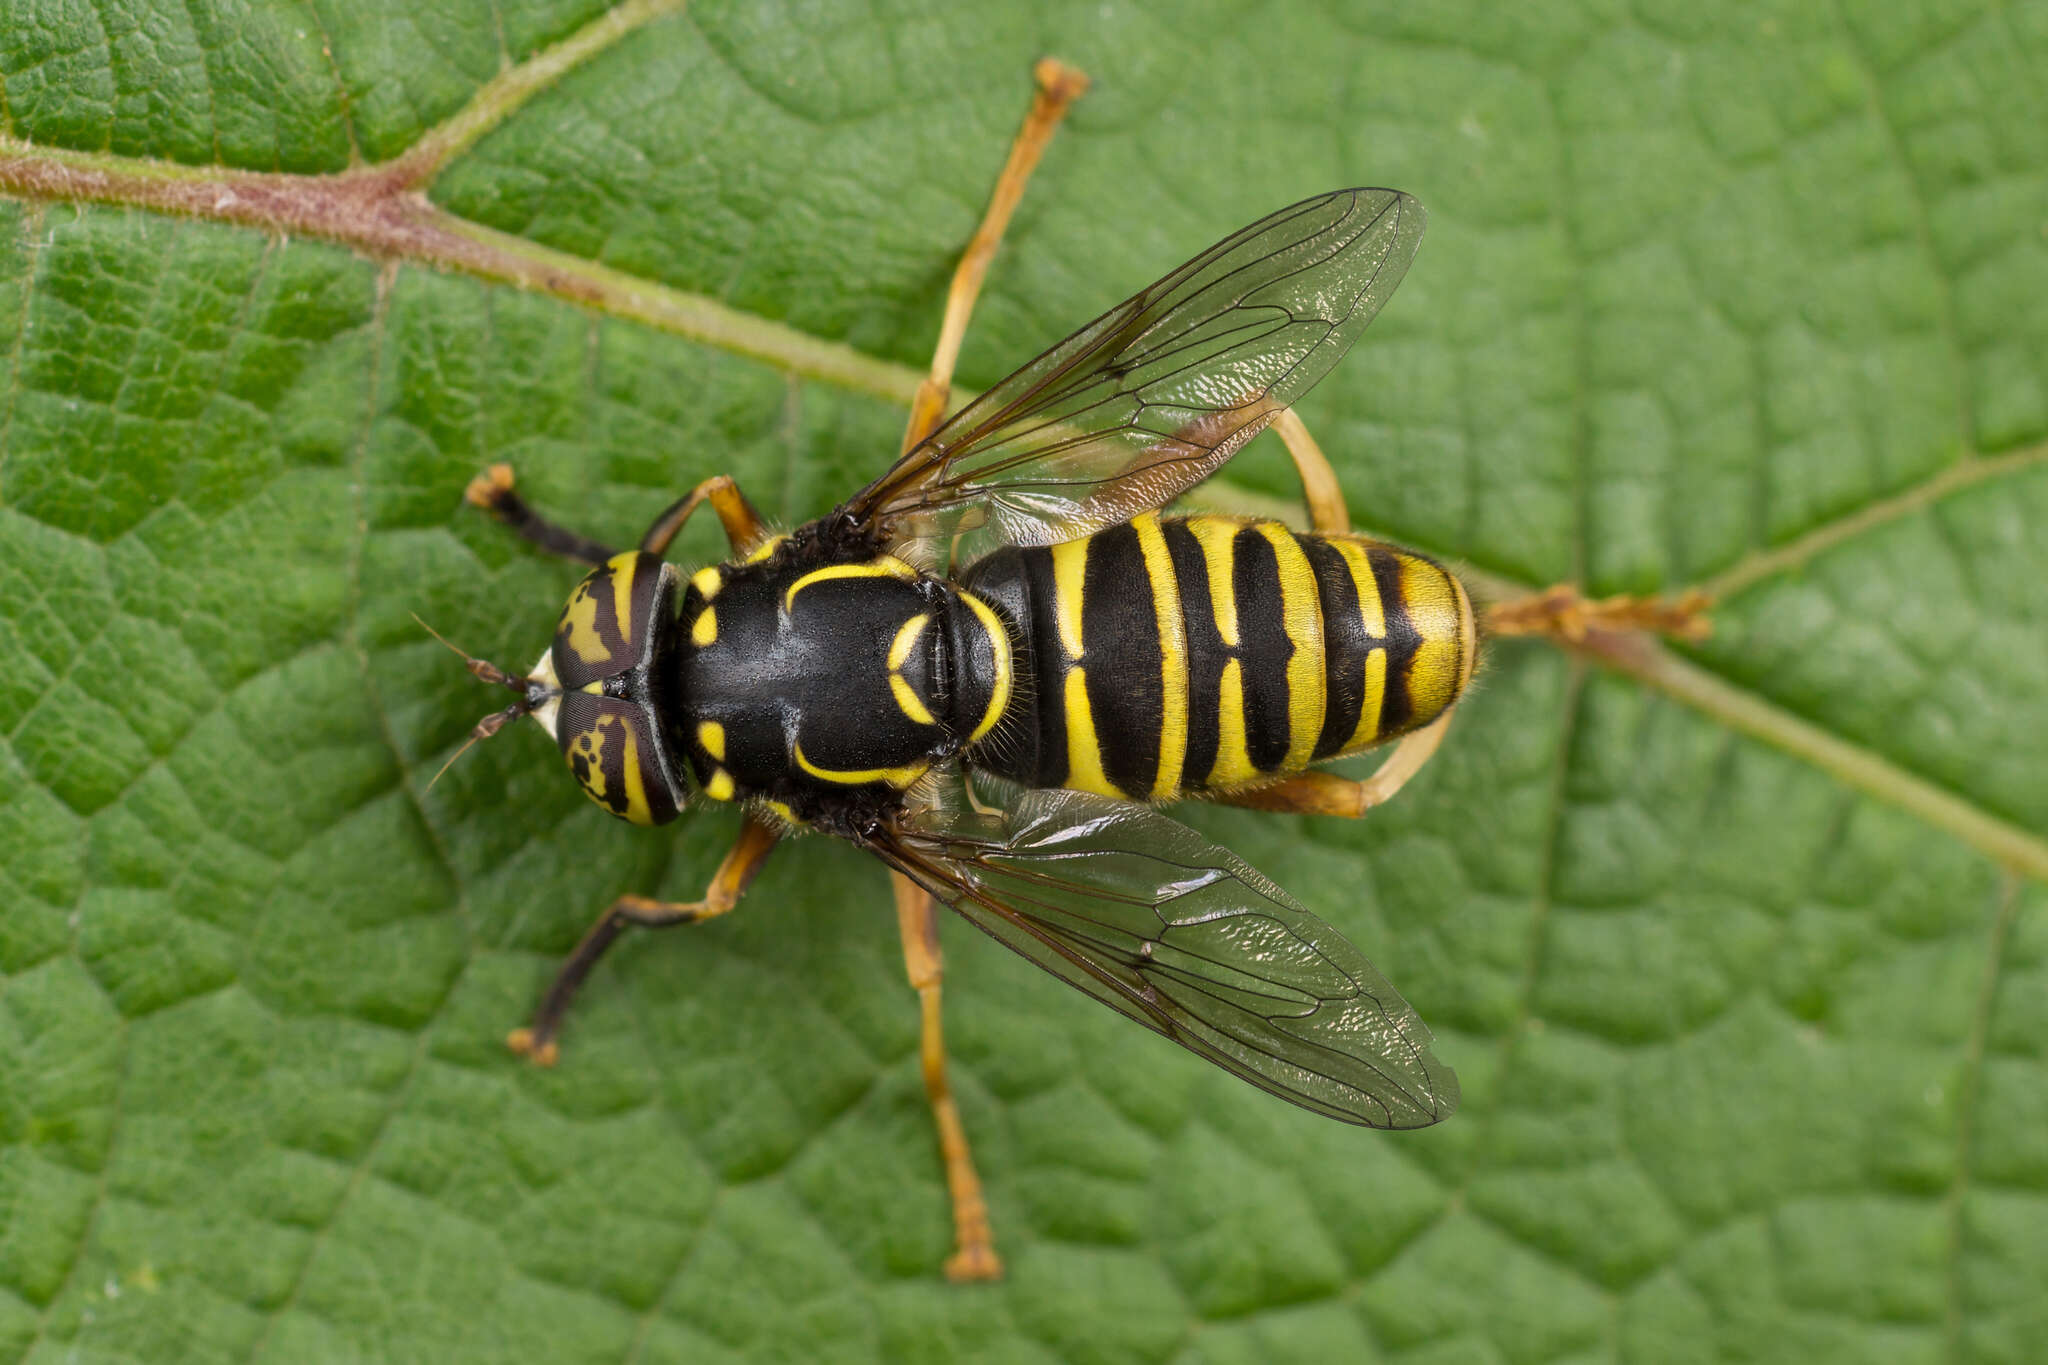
[465,463,516,509]
[506,1027,560,1067]
[944,1245,1004,1283]
[1032,57,1090,100]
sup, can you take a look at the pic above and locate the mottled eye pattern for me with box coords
[553,550,669,688]
[555,691,682,826]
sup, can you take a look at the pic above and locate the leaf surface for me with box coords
[1,2,2044,1362]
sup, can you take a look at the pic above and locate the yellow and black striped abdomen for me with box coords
[960,514,1475,801]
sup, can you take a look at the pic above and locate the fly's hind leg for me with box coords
[1234,409,1457,817]
[1271,407,1352,536]
[509,813,781,1065]
[1213,714,1456,819]
[1270,403,1715,645]
[1485,582,1714,643]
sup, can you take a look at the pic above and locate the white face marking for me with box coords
[528,648,563,740]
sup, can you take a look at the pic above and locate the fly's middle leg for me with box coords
[879,56,1088,1282]
[898,58,1089,455]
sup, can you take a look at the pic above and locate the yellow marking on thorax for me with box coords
[889,674,936,726]
[1209,658,1258,788]
[888,614,929,670]
[959,590,1013,745]
[1398,555,1466,728]
[760,798,801,826]
[1254,523,1326,773]
[883,612,938,726]
[690,566,724,600]
[1131,514,1188,798]
[697,721,726,761]
[690,606,718,646]
[783,556,917,612]
[745,535,787,563]
[792,739,930,789]
[1187,517,1245,646]
[703,768,736,802]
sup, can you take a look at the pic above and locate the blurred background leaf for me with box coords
[0,1,2043,1361]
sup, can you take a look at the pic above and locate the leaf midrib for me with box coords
[0,0,2038,888]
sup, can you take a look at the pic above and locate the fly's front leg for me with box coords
[638,474,769,557]
[891,873,1002,1282]
[901,57,1089,453]
[509,813,781,1065]
[469,464,769,562]
[466,463,618,565]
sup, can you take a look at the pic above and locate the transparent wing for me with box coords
[848,189,1425,555]
[875,780,1458,1128]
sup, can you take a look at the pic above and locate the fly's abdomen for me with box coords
[961,514,1474,800]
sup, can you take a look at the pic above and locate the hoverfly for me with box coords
[455,166,1469,1279]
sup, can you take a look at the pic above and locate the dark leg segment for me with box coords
[639,474,770,557]
[509,813,782,1065]
[465,463,619,566]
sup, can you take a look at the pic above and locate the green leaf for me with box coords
[2,1,2045,1362]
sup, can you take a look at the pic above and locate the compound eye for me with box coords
[553,551,670,689]
[555,691,683,826]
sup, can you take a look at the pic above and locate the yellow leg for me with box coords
[892,873,1002,1282]
[509,813,781,1065]
[872,57,1087,1283]
[1270,407,1351,535]
[1486,582,1714,643]
[1214,711,1455,819]
[900,57,1090,455]
[1230,407,1452,819]
[637,473,769,557]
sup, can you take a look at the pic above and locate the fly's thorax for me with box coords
[542,550,688,826]
[667,549,1013,816]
